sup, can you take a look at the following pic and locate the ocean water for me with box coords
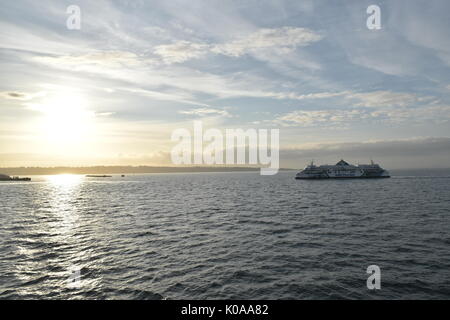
[0,171,449,300]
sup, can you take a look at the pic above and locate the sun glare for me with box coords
[35,91,95,145]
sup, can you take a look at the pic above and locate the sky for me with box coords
[0,0,449,169]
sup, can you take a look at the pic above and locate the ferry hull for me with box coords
[295,175,390,180]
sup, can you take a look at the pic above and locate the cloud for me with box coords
[275,103,450,127]
[276,109,364,127]
[388,1,450,68]
[369,104,450,124]
[212,27,322,57]
[0,91,46,101]
[280,137,450,169]
[154,41,209,64]
[275,91,350,100]
[348,91,422,108]
[269,89,429,108]
[284,137,450,156]
[0,92,29,100]
[33,51,147,69]
[179,107,231,117]
[119,87,209,107]
[153,27,322,64]
[95,112,116,117]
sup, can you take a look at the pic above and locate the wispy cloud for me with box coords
[264,90,426,108]
[119,87,209,107]
[211,27,322,57]
[153,27,322,64]
[179,107,231,117]
[275,103,450,127]
[33,51,146,69]
[276,109,364,127]
[154,41,209,64]
[0,91,46,101]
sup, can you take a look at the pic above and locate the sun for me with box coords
[34,91,95,145]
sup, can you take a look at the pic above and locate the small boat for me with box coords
[0,174,31,181]
[85,175,112,178]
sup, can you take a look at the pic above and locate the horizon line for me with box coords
[2,165,450,176]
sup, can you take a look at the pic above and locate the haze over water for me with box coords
[1,171,449,299]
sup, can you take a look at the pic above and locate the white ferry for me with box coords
[295,160,390,179]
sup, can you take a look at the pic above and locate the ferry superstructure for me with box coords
[295,160,390,179]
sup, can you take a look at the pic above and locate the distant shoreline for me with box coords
[1,166,449,176]
[0,166,294,176]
